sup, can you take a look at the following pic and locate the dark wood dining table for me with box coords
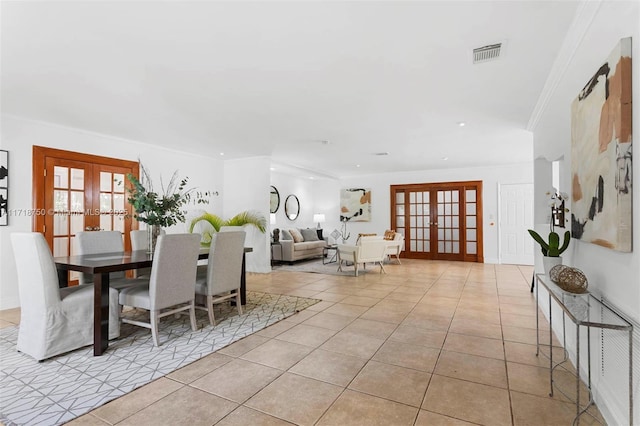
[54,246,253,356]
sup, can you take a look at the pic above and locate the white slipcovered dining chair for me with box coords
[130,229,165,278]
[10,232,120,361]
[195,230,245,326]
[118,233,200,346]
[337,238,388,276]
[75,231,138,290]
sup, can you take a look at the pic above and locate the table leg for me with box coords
[240,253,247,305]
[94,273,110,356]
[57,269,69,288]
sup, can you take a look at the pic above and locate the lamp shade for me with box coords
[313,214,325,224]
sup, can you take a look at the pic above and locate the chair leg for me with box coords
[236,290,243,316]
[189,300,197,332]
[354,263,359,277]
[378,261,386,274]
[151,310,161,347]
[207,295,216,326]
[395,254,402,265]
[337,259,343,272]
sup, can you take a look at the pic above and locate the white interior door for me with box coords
[499,183,534,265]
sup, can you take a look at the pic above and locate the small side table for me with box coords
[323,244,338,264]
[271,242,282,266]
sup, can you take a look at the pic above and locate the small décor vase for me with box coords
[147,225,162,255]
[542,256,563,277]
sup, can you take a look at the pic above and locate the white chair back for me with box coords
[130,229,166,251]
[149,233,200,311]
[358,239,388,263]
[11,233,61,312]
[205,230,246,295]
[75,231,125,284]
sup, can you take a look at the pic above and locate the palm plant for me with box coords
[189,211,266,245]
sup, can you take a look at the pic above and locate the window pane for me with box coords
[438,241,444,252]
[437,191,444,202]
[416,240,423,252]
[54,190,68,211]
[113,194,125,211]
[410,216,417,227]
[467,242,477,254]
[410,228,417,239]
[54,167,68,189]
[466,203,476,215]
[437,204,444,215]
[54,213,68,236]
[397,217,405,227]
[444,216,451,228]
[100,172,112,192]
[466,189,476,202]
[70,214,84,235]
[396,192,405,203]
[100,193,112,212]
[453,216,459,227]
[424,240,430,252]
[410,240,417,251]
[444,191,451,202]
[467,229,477,241]
[53,237,68,257]
[417,204,423,215]
[444,204,451,215]
[452,229,459,240]
[452,204,459,215]
[438,229,444,239]
[445,241,452,253]
[409,192,416,203]
[113,173,125,193]
[452,191,459,202]
[70,168,84,190]
[114,215,124,233]
[423,216,430,227]
[417,228,423,239]
[467,216,476,228]
[100,215,112,231]
[410,204,416,215]
[70,191,84,212]
[423,191,429,200]
[453,242,460,253]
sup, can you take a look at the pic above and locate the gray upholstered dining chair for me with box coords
[195,230,245,326]
[75,230,137,290]
[10,232,120,360]
[118,233,200,346]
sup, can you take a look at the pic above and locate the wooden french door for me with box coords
[390,181,483,262]
[33,147,139,260]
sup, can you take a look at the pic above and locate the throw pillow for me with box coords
[289,228,304,243]
[301,228,320,241]
[281,229,293,241]
[383,230,396,240]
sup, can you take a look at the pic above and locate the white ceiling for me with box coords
[1,1,580,178]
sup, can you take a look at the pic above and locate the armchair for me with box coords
[337,239,387,276]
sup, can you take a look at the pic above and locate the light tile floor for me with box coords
[0,260,606,425]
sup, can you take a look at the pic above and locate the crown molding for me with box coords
[527,0,602,131]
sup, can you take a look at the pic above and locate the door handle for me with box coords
[85,226,101,231]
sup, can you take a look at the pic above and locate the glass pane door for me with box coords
[435,189,461,256]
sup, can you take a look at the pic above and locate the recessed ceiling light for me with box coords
[356,164,361,168]
[458,122,466,127]
[442,156,449,161]
[220,152,225,156]
[270,167,275,171]
[321,140,330,145]
[309,176,315,180]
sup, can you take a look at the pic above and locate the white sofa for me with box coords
[273,228,327,263]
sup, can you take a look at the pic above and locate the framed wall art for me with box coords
[340,188,371,222]
[571,37,632,252]
[0,150,7,226]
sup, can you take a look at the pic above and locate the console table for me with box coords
[535,274,633,425]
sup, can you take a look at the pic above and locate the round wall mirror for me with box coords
[285,194,300,221]
[270,185,280,213]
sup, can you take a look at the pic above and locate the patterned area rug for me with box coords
[275,257,387,276]
[0,292,319,426]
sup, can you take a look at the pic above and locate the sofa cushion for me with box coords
[294,241,326,251]
[281,229,292,240]
[289,228,304,243]
[300,228,319,241]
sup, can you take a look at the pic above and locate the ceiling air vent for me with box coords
[473,43,501,64]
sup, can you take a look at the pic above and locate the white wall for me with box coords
[532,2,639,424]
[223,157,271,273]
[270,172,341,238]
[340,162,534,263]
[0,115,223,309]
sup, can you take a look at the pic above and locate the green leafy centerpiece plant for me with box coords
[528,188,570,275]
[189,211,266,246]
[126,164,211,253]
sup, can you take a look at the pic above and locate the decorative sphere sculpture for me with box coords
[549,265,588,294]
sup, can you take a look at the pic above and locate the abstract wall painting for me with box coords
[0,150,7,226]
[571,37,632,252]
[340,188,371,222]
